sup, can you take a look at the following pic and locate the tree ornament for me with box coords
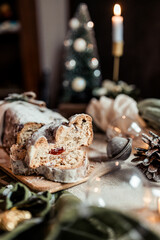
[89,57,99,69]
[73,38,87,52]
[69,18,80,30]
[87,43,94,52]
[65,59,76,70]
[94,69,101,77]
[72,77,86,92]
[86,21,94,29]
[64,39,73,47]
[63,80,69,87]
[107,137,132,160]
[132,131,160,182]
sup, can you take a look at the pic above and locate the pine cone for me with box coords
[132,131,160,182]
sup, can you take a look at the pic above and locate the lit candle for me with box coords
[112,4,123,42]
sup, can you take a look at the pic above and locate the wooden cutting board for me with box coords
[0,135,107,193]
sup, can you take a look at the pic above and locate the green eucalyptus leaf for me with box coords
[0,183,32,210]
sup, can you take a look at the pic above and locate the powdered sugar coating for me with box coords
[4,101,65,124]
[0,101,66,145]
[28,120,68,147]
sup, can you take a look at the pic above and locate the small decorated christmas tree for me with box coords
[61,3,101,103]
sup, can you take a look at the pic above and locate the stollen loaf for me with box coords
[0,93,93,183]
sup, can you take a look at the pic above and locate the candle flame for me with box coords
[114,4,121,16]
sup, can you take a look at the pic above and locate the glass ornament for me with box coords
[85,161,151,211]
[106,115,142,140]
[150,187,160,212]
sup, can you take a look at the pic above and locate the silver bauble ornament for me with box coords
[65,59,76,70]
[73,38,87,52]
[72,77,86,92]
[89,57,99,69]
[69,18,80,30]
[107,137,132,161]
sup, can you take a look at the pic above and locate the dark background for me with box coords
[0,0,160,103]
[70,0,160,98]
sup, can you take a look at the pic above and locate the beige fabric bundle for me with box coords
[86,94,141,132]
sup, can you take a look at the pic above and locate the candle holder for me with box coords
[112,42,124,82]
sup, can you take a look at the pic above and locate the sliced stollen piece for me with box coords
[10,148,88,183]
[1,101,66,151]
[10,114,93,183]
[10,144,34,175]
[36,150,88,183]
[25,114,93,168]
